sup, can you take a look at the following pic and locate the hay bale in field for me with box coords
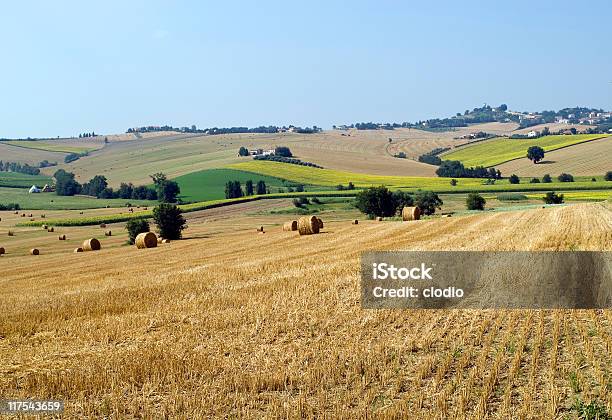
[402,206,421,221]
[8,231,14,236]
[41,214,45,218]
[29,218,35,221]
[28,213,33,217]
[100,223,106,228]
[135,232,157,249]
[104,230,112,236]
[74,247,83,253]
[143,207,147,210]
[14,211,19,214]
[82,238,101,252]
[58,235,66,240]
[30,248,39,255]
[157,237,163,244]
[42,224,48,230]
[352,219,359,225]
[298,216,320,235]
[20,213,25,217]
[256,226,264,232]
[283,220,298,231]
[48,227,54,232]
[161,239,170,244]
[79,211,83,214]
[376,216,383,221]
[0,247,5,255]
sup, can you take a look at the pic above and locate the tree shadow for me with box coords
[537,160,556,165]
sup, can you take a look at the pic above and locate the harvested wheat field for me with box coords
[1,203,611,418]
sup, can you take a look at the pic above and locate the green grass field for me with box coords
[0,187,157,210]
[0,140,98,154]
[441,134,606,167]
[174,168,309,202]
[0,172,53,188]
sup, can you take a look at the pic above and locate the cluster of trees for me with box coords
[436,161,502,179]
[466,193,486,210]
[125,204,187,243]
[417,147,451,166]
[78,132,96,138]
[543,192,564,204]
[225,180,268,199]
[0,161,41,175]
[605,171,612,181]
[335,182,355,191]
[64,152,87,163]
[355,186,443,217]
[53,170,177,202]
[274,146,292,157]
[0,203,20,210]
[253,155,323,168]
[79,175,159,200]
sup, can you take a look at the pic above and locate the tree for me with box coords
[245,180,254,196]
[570,127,577,135]
[347,182,355,190]
[466,193,486,210]
[542,174,552,183]
[98,187,116,199]
[499,104,508,111]
[543,192,564,204]
[557,173,574,182]
[450,179,458,186]
[274,146,292,157]
[125,219,150,244]
[604,171,612,181]
[415,191,443,215]
[151,173,180,202]
[238,147,249,157]
[530,178,541,183]
[355,186,397,217]
[118,182,134,199]
[295,184,304,192]
[54,169,81,196]
[85,175,108,197]
[509,174,520,184]
[527,146,545,163]
[393,190,414,214]
[541,126,550,137]
[153,203,187,240]
[225,181,243,199]
[256,180,267,195]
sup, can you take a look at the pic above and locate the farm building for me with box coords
[28,185,41,193]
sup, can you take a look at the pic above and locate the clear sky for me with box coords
[1,0,611,138]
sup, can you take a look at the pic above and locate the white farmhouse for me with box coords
[527,130,538,138]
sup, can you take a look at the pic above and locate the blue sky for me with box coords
[1,0,611,138]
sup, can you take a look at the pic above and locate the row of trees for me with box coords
[0,161,42,175]
[53,170,179,202]
[355,186,443,217]
[436,161,502,179]
[127,125,321,135]
[225,180,268,199]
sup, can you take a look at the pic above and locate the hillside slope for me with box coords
[496,135,612,176]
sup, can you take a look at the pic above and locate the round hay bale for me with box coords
[297,216,320,235]
[283,220,298,231]
[58,235,66,240]
[402,206,421,221]
[74,247,83,253]
[83,238,101,252]
[79,211,84,214]
[352,219,359,225]
[41,214,45,218]
[0,247,5,255]
[20,213,25,217]
[30,248,39,255]
[100,223,106,228]
[48,227,54,232]
[256,226,264,232]
[30,218,35,221]
[161,239,170,244]
[135,232,157,249]
[28,214,33,217]
[42,224,48,230]
[8,231,14,236]
[105,230,112,236]
[143,207,147,210]
[376,216,383,221]
[14,211,19,214]
[157,237,163,244]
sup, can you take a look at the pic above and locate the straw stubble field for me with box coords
[0,203,611,418]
